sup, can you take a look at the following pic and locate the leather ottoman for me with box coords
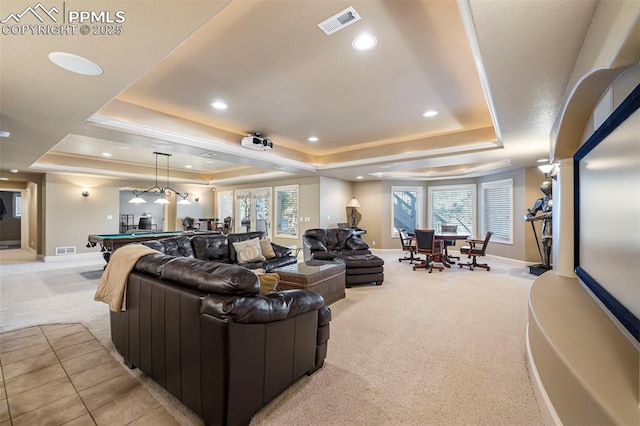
[336,254,384,287]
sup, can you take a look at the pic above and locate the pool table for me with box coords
[87,230,220,263]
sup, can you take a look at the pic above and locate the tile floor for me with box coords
[0,323,178,426]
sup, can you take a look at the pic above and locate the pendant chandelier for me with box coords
[129,152,190,205]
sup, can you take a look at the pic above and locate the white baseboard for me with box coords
[525,323,562,426]
[43,252,104,263]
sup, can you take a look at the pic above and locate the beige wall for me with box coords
[350,170,543,261]
[44,174,121,257]
[216,176,320,247]
[33,166,545,261]
[353,181,383,248]
[318,176,352,228]
[478,168,540,261]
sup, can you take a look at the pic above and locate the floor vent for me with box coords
[318,6,361,35]
[55,246,77,255]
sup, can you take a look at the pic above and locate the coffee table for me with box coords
[272,261,346,305]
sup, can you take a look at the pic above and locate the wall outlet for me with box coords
[372,240,376,246]
[327,215,331,220]
[106,215,113,220]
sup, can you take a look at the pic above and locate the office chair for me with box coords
[222,216,232,234]
[458,232,493,271]
[182,216,200,232]
[398,229,421,264]
[412,229,444,273]
[441,224,460,262]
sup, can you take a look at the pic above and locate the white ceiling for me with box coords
[0,0,601,186]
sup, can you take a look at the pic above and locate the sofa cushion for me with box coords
[201,289,325,324]
[238,255,297,272]
[345,237,370,251]
[259,239,276,259]
[227,231,266,263]
[134,253,179,277]
[233,237,266,263]
[325,229,351,250]
[141,235,194,258]
[159,256,260,296]
[191,234,230,262]
[255,271,279,295]
[303,229,327,245]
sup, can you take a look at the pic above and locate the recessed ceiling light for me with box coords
[0,130,10,138]
[356,176,364,180]
[353,33,377,51]
[101,152,112,157]
[422,110,439,118]
[211,100,228,110]
[0,177,8,181]
[9,169,18,173]
[48,52,103,76]
[185,164,193,169]
[308,136,319,142]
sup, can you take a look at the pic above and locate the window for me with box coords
[391,186,423,237]
[217,191,233,221]
[235,188,272,236]
[13,193,21,218]
[428,184,476,236]
[275,185,299,238]
[479,179,513,244]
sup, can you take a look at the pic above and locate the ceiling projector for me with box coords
[241,133,273,151]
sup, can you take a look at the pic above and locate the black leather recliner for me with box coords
[302,228,384,287]
[110,254,331,426]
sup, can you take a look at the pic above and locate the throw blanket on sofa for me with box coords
[95,244,161,312]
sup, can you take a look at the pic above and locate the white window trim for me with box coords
[13,192,22,218]
[390,185,423,238]
[274,184,299,239]
[427,183,477,234]
[479,178,513,245]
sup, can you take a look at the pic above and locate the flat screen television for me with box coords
[573,82,640,342]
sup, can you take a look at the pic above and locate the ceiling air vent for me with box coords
[200,152,217,158]
[318,6,361,35]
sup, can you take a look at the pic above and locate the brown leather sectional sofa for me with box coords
[141,231,297,271]
[110,253,331,426]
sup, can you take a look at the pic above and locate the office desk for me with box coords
[87,230,219,263]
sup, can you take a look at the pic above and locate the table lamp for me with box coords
[346,197,361,228]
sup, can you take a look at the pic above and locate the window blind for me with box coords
[480,179,513,244]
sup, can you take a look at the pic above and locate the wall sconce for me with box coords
[537,163,558,179]
[81,188,90,197]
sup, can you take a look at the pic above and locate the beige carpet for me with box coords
[0,249,544,425]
